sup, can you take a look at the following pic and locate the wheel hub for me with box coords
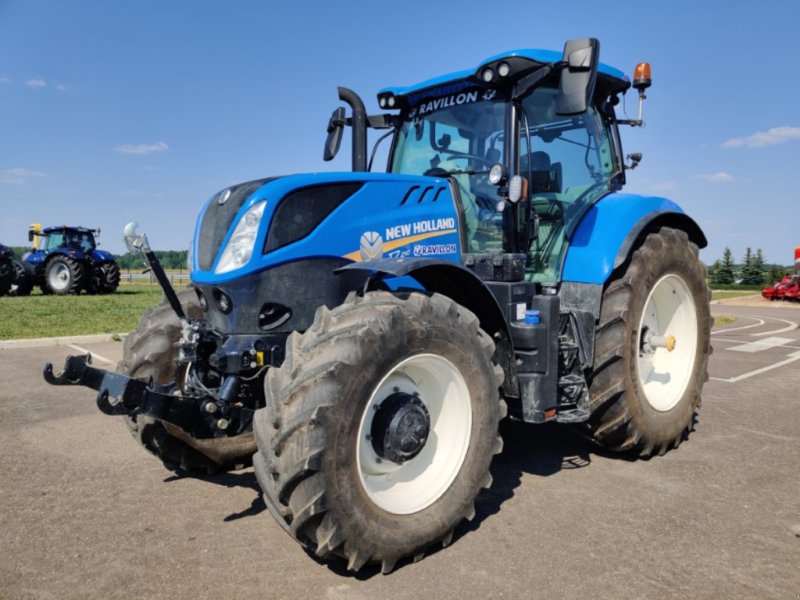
[370,392,430,464]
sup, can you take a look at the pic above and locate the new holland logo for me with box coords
[359,231,384,261]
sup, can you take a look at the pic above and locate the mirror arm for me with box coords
[512,64,558,101]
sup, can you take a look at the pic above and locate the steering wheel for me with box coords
[423,167,451,177]
[444,153,493,167]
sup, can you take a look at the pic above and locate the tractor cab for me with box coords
[41,227,98,254]
[326,40,652,285]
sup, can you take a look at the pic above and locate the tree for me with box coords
[768,265,787,284]
[740,247,764,285]
[753,249,766,284]
[713,247,736,284]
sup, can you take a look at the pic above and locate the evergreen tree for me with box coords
[708,260,720,282]
[713,247,736,284]
[752,249,766,285]
[740,247,764,285]
[769,265,787,284]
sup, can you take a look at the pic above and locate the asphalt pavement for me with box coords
[1,300,798,599]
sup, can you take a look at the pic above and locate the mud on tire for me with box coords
[585,227,712,457]
[117,287,256,473]
[253,291,506,573]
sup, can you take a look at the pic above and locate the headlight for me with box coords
[215,201,266,274]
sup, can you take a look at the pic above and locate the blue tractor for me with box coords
[46,39,711,572]
[0,243,14,296]
[18,224,120,295]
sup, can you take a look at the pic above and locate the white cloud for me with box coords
[695,172,735,183]
[56,84,68,92]
[0,76,12,84]
[722,126,800,148]
[24,78,47,88]
[114,141,169,155]
[0,167,47,185]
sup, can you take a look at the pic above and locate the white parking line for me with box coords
[68,344,115,365]
[751,317,799,336]
[711,337,800,351]
[726,337,795,353]
[711,351,800,383]
[711,316,764,335]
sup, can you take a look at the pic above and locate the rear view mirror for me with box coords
[556,38,599,115]
[323,107,346,161]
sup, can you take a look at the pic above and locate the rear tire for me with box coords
[585,227,711,457]
[10,262,33,296]
[0,257,12,296]
[253,291,505,572]
[117,287,256,473]
[88,262,120,294]
[44,255,84,295]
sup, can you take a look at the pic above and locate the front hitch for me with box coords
[43,354,253,436]
[44,353,196,420]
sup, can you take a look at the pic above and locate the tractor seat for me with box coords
[520,151,562,195]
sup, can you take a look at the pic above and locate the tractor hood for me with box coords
[190,172,462,285]
[91,249,115,262]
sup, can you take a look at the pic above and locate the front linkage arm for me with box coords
[42,223,253,437]
[44,353,194,421]
[43,354,254,436]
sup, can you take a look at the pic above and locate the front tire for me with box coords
[117,288,257,473]
[253,291,505,572]
[585,227,711,457]
[44,255,84,295]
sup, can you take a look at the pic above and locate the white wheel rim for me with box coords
[637,274,698,412]
[357,354,471,515]
[48,263,71,291]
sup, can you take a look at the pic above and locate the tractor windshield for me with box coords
[390,83,618,275]
[519,86,616,282]
[391,87,508,253]
[47,231,96,253]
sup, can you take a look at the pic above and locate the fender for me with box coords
[338,258,507,337]
[562,193,707,285]
[338,258,518,396]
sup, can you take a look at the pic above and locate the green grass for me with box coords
[0,285,165,340]
[709,283,765,291]
[711,290,761,301]
[713,314,737,327]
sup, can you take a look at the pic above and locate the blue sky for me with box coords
[1,0,798,266]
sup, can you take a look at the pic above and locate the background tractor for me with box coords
[0,243,14,296]
[45,38,712,572]
[17,224,120,295]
